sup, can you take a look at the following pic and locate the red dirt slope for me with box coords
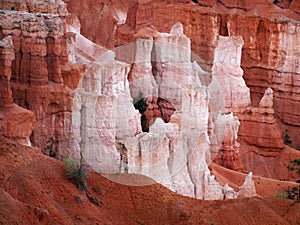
[0,138,299,225]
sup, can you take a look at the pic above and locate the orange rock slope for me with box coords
[0,138,300,225]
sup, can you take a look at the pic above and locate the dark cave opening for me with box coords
[133,92,149,132]
[133,92,176,132]
[219,15,229,36]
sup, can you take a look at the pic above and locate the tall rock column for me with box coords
[209,35,248,171]
[0,36,35,145]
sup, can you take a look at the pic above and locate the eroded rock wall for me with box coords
[0,2,84,156]
[69,17,251,199]
[0,36,35,145]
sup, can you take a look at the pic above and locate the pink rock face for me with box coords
[71,20,243,199]
[258,88,273,108]
[212,113,243,171]
[212,35,250,113]
[66,0,118,49]
[227,16,300,147]
[238,172,256,198]
[238,109,284,150]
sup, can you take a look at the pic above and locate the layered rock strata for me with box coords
[0,3,83,156]
[0,0,262,199]
[69,15,256,199]
[0,36,35,145]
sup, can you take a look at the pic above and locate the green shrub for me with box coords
[287,158,300,175]
[64,156,87,191]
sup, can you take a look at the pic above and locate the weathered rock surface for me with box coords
[238,88,284,150]
[0,36,35,145]
[238,172,256,198]
[150,1,300,148]
[72,21,238,199]
[4,0,300,202]
[1,138,299,225]
[0,0,68,14]
[0,8,84,155]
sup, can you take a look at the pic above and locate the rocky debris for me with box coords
[196,0,217,7]
[0,138,298,225]
[238,172,257,198]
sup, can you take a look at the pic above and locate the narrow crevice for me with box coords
[219,14,229,36]
[133,92,149,132]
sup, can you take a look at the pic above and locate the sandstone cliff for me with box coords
[1,0,300,203]
[67,0,300,148]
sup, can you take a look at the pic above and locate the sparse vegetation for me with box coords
[64,155,102,206]
[93,184,101,193]
[287,158,300,177]
[276,192,289,199]
[276,187,299,200]
[64,156,87,192]
[276,158,300,200]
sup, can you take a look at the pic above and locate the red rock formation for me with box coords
[0,36,14,107]
[0,5,84,155]
[197,0,217,7]
[0,36,35,145]
[291,0,300,14]
[0,0,68,14]
[218,0,273,11]
[1,0,299,202]
[66,0,118,49]
[238,88,284,150]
